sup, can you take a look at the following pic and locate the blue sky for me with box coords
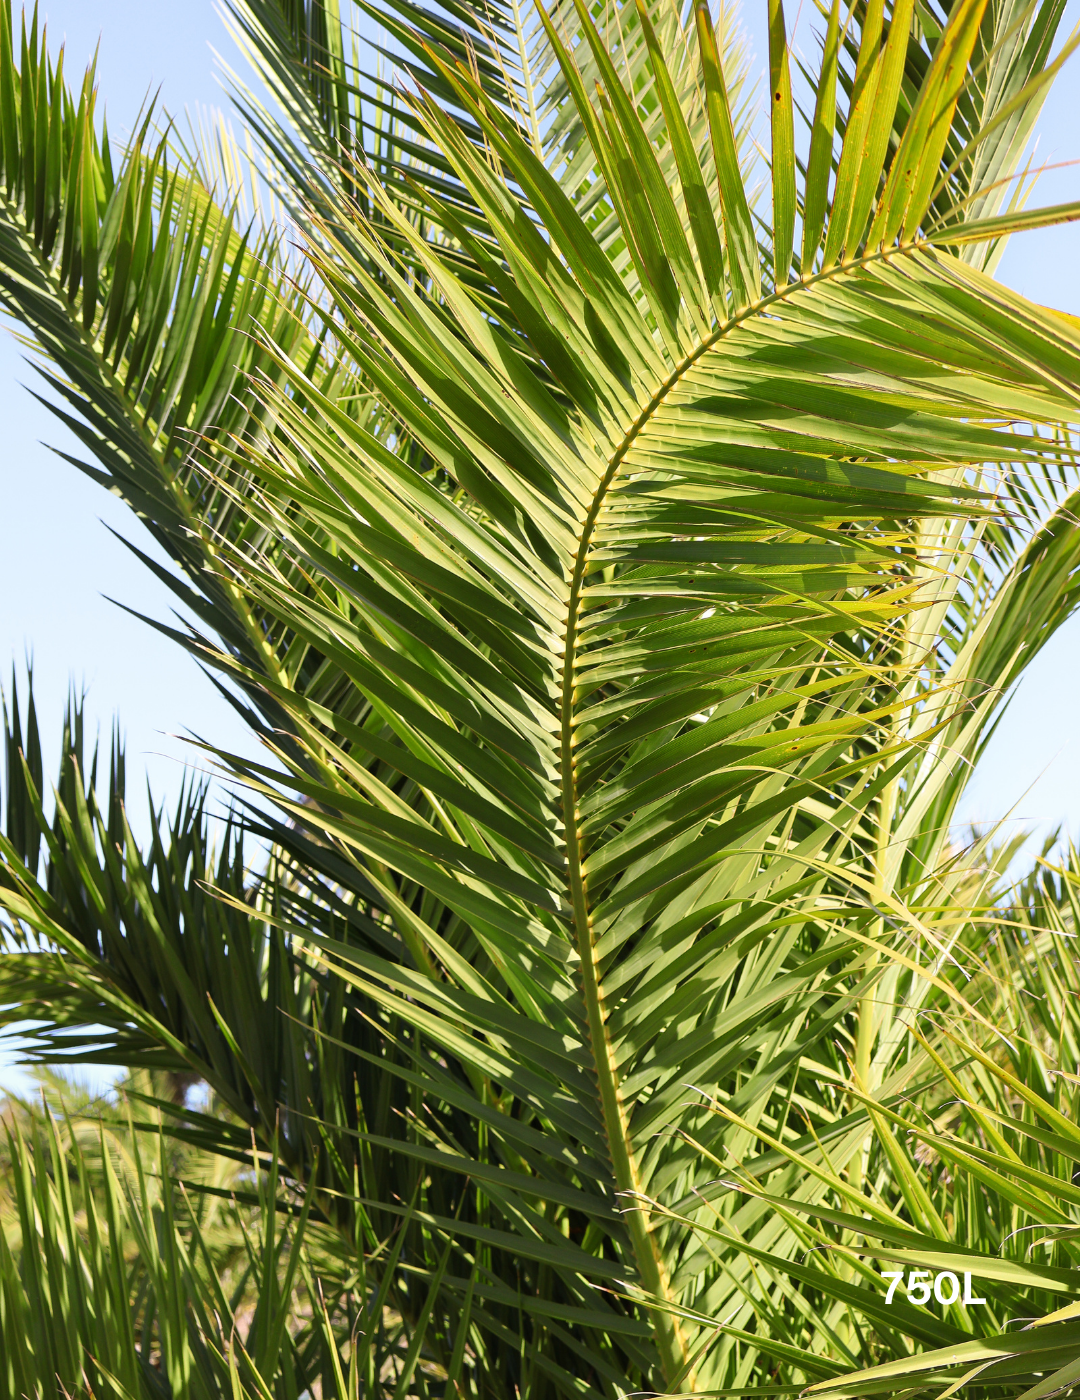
[1,0,1078,1093]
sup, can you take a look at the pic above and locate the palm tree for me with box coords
[2,0,1080,1393]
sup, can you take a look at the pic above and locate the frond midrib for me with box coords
[556,233,938,1388]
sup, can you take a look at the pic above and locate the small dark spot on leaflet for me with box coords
[775,91,781,101]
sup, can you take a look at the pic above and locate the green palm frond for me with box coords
[677,849,1080,1400]
[142,0,1078,1388]
[832,0,1080,272]
[0,1,364,717]
[0,675,400,1237]
[1,0,1080,1395]
[0,1086,387,1400]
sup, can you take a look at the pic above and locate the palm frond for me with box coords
[0,1084,396,1400]
[1,0,1079,1395]
[0,1,358,712]
[134,2,1080,1387]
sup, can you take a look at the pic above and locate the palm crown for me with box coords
[2,0,1080,1395]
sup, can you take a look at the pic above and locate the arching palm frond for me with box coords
[2,0,1080,1395]
[115,0,1078,1389]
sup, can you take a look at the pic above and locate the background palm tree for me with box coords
[2,0,1080,1394]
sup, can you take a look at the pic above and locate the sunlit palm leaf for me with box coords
[135,4,1080,1389]
[0,1,368,718]
[2,0,1080,1395]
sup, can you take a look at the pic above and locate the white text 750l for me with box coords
[881,1270,986,1306]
